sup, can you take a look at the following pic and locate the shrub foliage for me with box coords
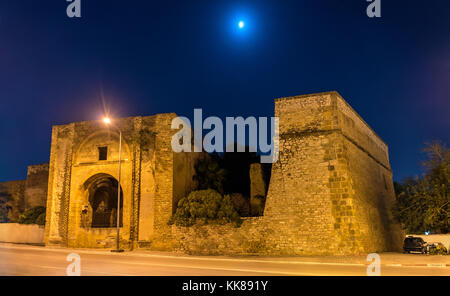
[18,206,46,225]
[429,244,448,255]
[169,189,241,227]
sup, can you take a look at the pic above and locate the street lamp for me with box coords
[103,117,124,253]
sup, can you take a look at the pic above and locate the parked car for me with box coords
[403,236,427,254]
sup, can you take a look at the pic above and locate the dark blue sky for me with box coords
[0,0,448,182]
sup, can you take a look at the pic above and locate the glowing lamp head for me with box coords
[238,21,244,29]
[103,117,111,124]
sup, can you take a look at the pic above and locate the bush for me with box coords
[35,212,46,226]
[18,206,46,225]
[429,244,448,255]
[169,189,241,227]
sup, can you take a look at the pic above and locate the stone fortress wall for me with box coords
[2,91,402,255]
[0,180,26,222]
[171,92,403,255]
[0,164,48,221]
[24,163,49,209]
[44,114,200,249]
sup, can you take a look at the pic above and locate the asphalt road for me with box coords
[0,244,448,276]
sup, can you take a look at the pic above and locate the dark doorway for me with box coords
[85,175,123,228]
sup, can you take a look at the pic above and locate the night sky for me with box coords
[0,0,448,182]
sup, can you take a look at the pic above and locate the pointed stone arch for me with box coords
[82,173,123,228]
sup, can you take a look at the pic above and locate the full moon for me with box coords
[238,21,245,29]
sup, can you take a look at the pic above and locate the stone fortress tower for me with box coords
[261,91,403,254]
[1,91,402,255]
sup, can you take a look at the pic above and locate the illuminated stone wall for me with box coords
[24,163,49,209]
[0,180,26,222]
[263,91,402,254]
[44,114,200,249]
[38,91,402,254]
[172,92,403,255]
[0,164,49,222]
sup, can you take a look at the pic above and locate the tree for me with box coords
[393,141,449,234]
[192,153,226,194]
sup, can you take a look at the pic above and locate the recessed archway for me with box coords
[83,173,123,228]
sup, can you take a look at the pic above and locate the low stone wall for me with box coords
[172,218,272,255]
[408,234,450,250]
[0,223,44,244]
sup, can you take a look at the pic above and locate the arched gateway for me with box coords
[83,174,123,228]
[44,113,199,249]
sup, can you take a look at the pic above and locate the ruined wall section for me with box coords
[24,163,49,209]
[172,218,268,255]
[148,113,178,250]
[137,116,157,246]
[44,124,75,246]
[0,164,49,222]
[137,113,201,249]
[0,180,26,222]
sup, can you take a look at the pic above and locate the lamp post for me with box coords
[103,117,124,253]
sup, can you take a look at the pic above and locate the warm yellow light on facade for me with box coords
[103,117,111,124]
